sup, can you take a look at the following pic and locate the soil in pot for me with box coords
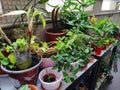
[43,73,56,83]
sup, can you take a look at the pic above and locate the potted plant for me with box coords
[45,7,67,42]
[18,84,38,90]
[50,31,93,83]
[0,7,46,87]
[37,41,57,69]
[59,0,96,33]
[38,67,63,90]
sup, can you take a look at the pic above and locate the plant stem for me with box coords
[0,27,12,45]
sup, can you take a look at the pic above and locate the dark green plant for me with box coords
[51,31,92,83]
[60,0,96,32]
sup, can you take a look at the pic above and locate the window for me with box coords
[101,0,117,11]
[46,0,64,12]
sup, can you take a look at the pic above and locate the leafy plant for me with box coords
[51,31,92,83]
[18,84,31,90]
[0,7,46,69]
[60,0,96,32]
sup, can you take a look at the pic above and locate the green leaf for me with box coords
[0,58,9,65]
[27,6,32,22]
[8,65,15,69]
[6,45,13,52]
[64,76,71,83]
[33,11,40,17]
[97,18,108,26]
[0,51,5,59]
[63,72,68,77]
[39,0,48,4]
[84,48,89,53]
[39,13,46,28]
[15,6,20,10]
[8,53,16,65]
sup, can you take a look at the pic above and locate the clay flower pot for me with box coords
[45,28,66,42]
[28,84,38,90]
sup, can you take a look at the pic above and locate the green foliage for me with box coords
[39,0,49,4]
[19,84,31,90]
[51,31,92,83]
[60,0,96,31]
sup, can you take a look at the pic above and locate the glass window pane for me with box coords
[101,0,117,11]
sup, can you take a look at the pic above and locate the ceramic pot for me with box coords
[45,28,66,42]
[1,56,41,88]
[39,67,63,90]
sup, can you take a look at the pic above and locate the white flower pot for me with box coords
[39,67,63,90]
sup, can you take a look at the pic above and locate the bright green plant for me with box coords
[0,6,46,70]
[18,84,31,90]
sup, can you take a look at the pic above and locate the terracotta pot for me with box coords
[94,46,103,55]
[114,34,119,39]
[82,65,88,71]
[89,57,95,63]
[1,56,41,88]
[28,84,38,90]
[45,28,66,42]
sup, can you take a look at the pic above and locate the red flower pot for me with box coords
[0,67,7,75]
[94,46,103,55]
[45,28,66,42]
[1,56,41,88]
[114,34,119,39]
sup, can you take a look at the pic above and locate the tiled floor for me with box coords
[99,60,120,90]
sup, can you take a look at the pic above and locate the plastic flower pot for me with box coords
[39,67,63,90]
[94,46,103,55]
[1,56,41,88]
